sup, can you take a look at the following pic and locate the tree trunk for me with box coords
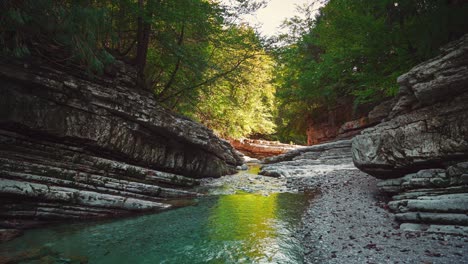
[158,23,186,98]
[135,0,151,90]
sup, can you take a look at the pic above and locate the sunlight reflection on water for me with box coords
[0,192,313,264]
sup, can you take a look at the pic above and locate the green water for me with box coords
[246,163,261,175]
[1,192,312,264]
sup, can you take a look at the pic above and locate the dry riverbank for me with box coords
[260,140,468,264]
[292,170,468,264]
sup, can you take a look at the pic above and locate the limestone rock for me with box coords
[352,35,468,231]
[400,223,468,236]
[0,62,242,178]
[259,140,356,178]
[352,34,468,178]
[397,34,468,110]
[230,138,303,159]
[379,162,468,228]
[264,140,352,164]
[0,60,242,223]
[377,169,448,193]
[367,99,394,123]
[0,179,170,211]
[395,212,468,225]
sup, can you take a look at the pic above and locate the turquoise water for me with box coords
[0,192,312,264]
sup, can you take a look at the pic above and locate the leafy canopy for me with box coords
[0,0,277,139]
[272,0,468,143]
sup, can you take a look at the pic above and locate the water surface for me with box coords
[1,192,312,264]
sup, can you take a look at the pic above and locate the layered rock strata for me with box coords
[259,139,468,261]
[0,60,242,224]
[260,140,355,178]
[230,138,303,159]
[306,98,393,146]
[352,34,468,231]
[352,34,468,178]
[378,162,468,231]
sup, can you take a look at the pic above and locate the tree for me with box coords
[0,0,278,140]
[135,0,152,88]
[189,26,277,138]
[0,0,114,74]
[272,0,468,143]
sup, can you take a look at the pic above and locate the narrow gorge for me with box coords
[1,1,468,263]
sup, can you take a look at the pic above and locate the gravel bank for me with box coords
[288,169,468,264]
[257,139,468,263]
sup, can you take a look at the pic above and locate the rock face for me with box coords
[260,139,468,261]
[260,140,355,178]
[0,60,242,224]
[306,99,393,146]
[306,100,355,146]
[353,34,468,178]
[352,34,468,232]
[230,138,303,159]
[378,162,468,231]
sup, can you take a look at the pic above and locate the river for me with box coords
[0,165,314,264]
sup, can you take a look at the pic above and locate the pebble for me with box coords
[266,154,468,264]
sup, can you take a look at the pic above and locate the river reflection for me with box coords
[0,192,312,264]
[209,193,278,262]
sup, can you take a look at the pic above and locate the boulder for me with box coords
[0,60,242,223]
[352,34,468,179]
[352,35,468,231]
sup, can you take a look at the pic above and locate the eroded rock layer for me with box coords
[230,138,303,159]
[305,98,393,146]
[0,60,242,224]
[352,34,468,231]
[353,34,468,178]
[260,140,355,178]
[378,162,468,232]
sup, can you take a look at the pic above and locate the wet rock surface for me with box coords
[262,139,468,263]
[0,60,241,225]
[0,229,23,243]
[198,163,291,196]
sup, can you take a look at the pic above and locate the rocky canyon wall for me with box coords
[352,34,468,230]
[0,60,242,225]
[306,98,393,146]
[230,139,303,159]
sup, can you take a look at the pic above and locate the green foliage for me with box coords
[6,0,465,144]
[0,0,276,140]
[1,0,113,74]
[189,37,277,138]
[144,0,223,108]
[273,0,468,143]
